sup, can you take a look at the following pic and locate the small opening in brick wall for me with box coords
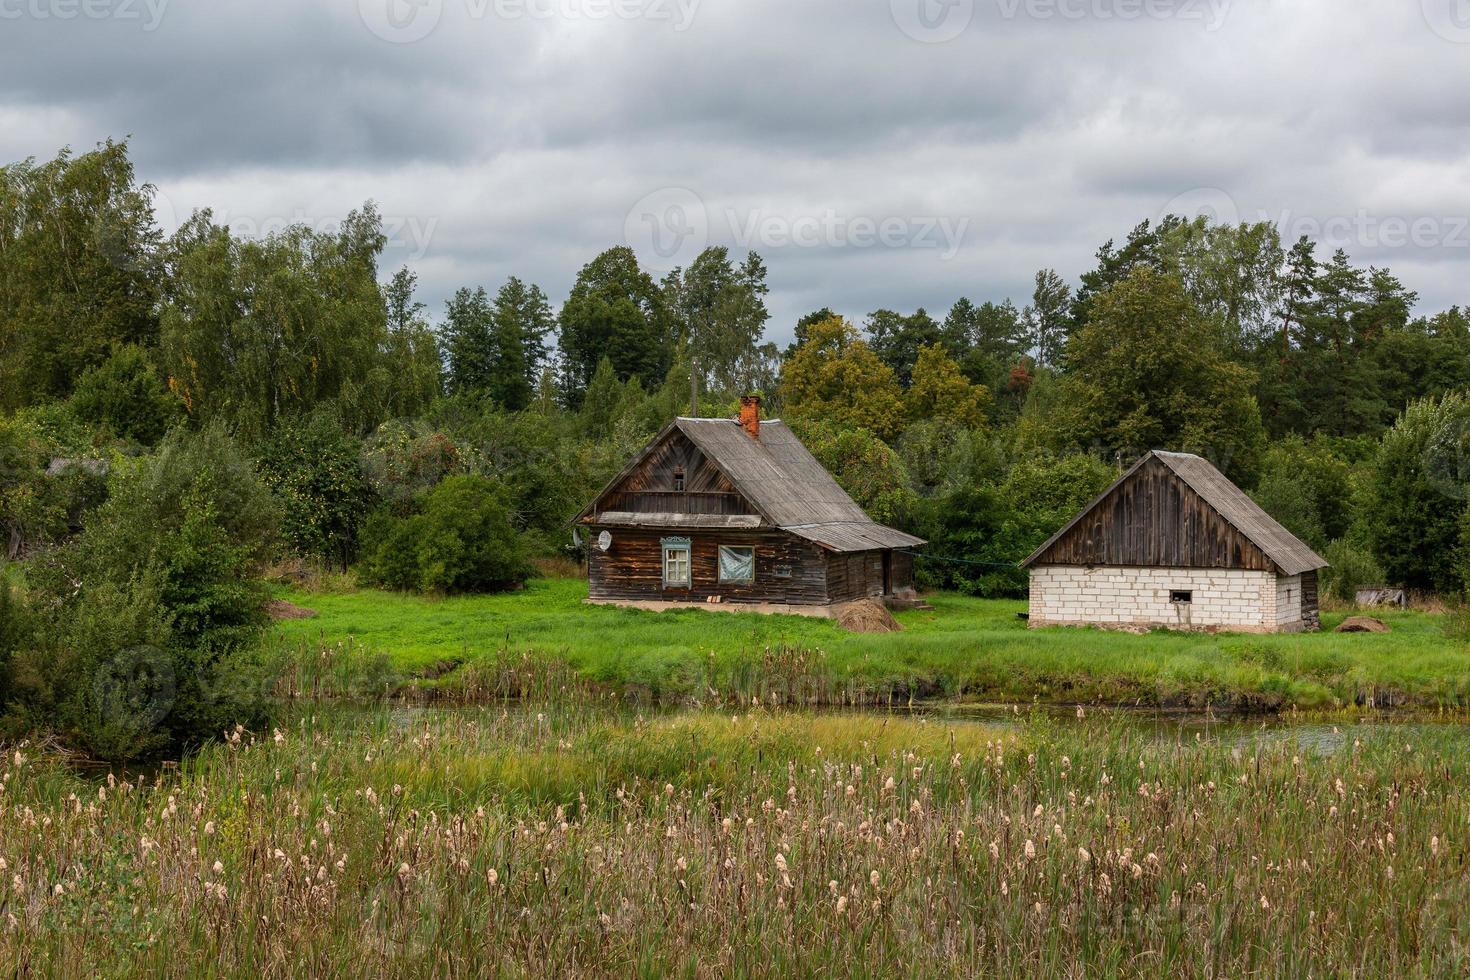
[1170,590,1193,604]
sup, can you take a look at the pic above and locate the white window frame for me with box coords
[718,545,755,584]
[661,537,691,588]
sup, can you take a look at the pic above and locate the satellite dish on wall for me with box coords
[597,531,612,552]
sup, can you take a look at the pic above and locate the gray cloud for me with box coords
[2,0,1468,342]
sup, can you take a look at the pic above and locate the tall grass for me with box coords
[3,704,1468,976]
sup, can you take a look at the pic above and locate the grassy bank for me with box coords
[270,578,1470,710]
[4,703,1469,976]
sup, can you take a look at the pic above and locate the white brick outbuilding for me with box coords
[1022,452,1327,634]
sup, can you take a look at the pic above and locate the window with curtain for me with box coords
[718,546,755,584]
[662,537,691,587]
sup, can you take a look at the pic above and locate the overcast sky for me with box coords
[4,0,1470,343]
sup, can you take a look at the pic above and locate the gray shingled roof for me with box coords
[580,418,925,553]
[1022,450,1327,576]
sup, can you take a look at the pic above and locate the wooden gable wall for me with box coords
[597,430,757,517]
[1034,456,1276,571]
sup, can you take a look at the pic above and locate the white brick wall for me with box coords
[1029,565,1290,633]
[1275,573,1301,627]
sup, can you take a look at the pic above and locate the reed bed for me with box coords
[2,706,1468,977]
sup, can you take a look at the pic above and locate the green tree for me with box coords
[778,317,906,440]
[1160,217,1284,352]
[906,344,992,427]
[160,205,426,442]
[1069,218,1172,334]
[794,421,917,526]
[382,267,443,417]
[0,140,162,408]
[558,247,669,403]
[1024,270,1071,367]
[1051,265,1266,481]
[1249,435,1354,552]
[662,248,770,400]
[443,286,496,396]
[1364,393,1470,593]
[864,308,942,386]
[784,307,839,359]
[488,277,556,411]
[13,427,278,758]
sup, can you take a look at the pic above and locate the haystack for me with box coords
[834,598,901,633]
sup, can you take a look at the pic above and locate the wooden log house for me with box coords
[575,397,925,610]
[1022,450,1328,633]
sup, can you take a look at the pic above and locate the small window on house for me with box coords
[661,537,691,588]
[672,469,686,492]
[718,546,755,584]
[1170,590,1193,604]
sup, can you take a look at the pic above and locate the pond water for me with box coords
[912,701,1470,756]
[369,698,1470,758]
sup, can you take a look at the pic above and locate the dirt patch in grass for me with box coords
[265,599,318,620]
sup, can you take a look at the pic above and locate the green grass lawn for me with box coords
[271,578,1470,709]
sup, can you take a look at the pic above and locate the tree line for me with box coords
[5,140,1470,756]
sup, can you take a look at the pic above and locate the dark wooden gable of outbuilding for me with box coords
[1022,454,1277,572]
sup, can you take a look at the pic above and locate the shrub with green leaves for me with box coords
[67,343,182,445]
[1320,538,1386,604]
[359,475,532,594]
[256,413,374,568]
[11,427,279,759]
[1364,394,1470,592]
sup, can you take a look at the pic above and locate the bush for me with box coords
[359,475,533,594]
[0,409,107,558]
[256,413,374,568]
[361,419,463,510]
[912,452,1115,597]
[1319,538,1385,604]
[67,344,182,445]
[13,427,279,759]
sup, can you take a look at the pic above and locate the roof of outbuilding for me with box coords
[1022,450,1327,576]
[579,417,925,553]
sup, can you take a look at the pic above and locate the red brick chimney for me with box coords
[738,395,761,440]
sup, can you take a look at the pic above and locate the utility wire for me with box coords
[895,549,1021,570]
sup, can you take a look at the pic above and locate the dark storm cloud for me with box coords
[2,0,1469,341]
